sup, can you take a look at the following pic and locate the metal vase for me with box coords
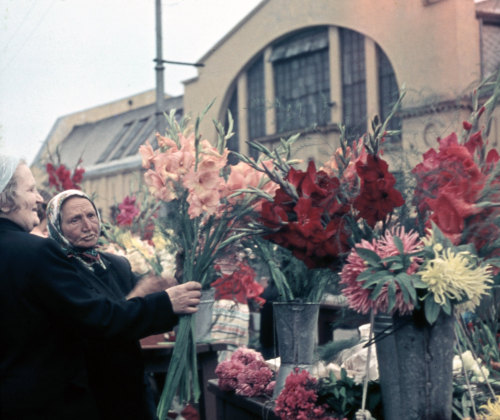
[272,302,320,398]
[194,287,215,342]
[374,311,455,420]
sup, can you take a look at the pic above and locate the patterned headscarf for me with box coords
[0,154,20,194]
[47,189,106,272]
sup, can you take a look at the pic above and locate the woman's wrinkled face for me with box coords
[1,164,43,232]
[60,196,100,248]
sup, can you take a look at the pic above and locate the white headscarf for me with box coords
[0,154,20,194]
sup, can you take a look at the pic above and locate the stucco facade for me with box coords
[183,0,498,168]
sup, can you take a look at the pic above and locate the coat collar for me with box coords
[0,217,25,232]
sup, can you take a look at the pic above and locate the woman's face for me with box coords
[1,164,43,232]
[60,196,100,248]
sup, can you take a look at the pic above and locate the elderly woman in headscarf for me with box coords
[0,155,201,420]
[46,189,174,419]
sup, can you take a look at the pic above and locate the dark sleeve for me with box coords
[101,252,141,296]
[26,240,179,340]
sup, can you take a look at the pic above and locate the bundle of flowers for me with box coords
[274,368,341,420]
[45,150,85,192]
[138,108,277,417]
[211,261,265,306]
[339,73,500,324]
[215,347,274,397]
[235,95,406,303]
[101,193,178,280]
[101,228,178,280]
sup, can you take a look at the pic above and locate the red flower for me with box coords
[45,161,85,191]
[259,161,351,269]
[412,131,491,245]
[274,368,328,420]
[353,154,404,227]
[212,262,265,306]
[116,195,141,226]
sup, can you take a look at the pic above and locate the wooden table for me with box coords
[207,379,279,420]
[140,334,228,420]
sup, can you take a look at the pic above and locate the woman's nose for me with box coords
[81,217,92,230]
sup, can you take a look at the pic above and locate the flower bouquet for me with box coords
[337,72,500,419]
[138,106,277,417]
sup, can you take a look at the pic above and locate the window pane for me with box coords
[247,55,266,140]
[377,45,401,144]
[341,28,366,140]
[273,27,331,133]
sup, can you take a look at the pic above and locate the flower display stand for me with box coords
[374,311,455,420]
[207,379,279,420]
[272,302,319,398]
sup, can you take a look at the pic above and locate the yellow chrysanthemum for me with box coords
[418,247,493,307]
[480,396,500,419]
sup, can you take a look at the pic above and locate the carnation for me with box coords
[215,348,274,397]
[274,368,330,420]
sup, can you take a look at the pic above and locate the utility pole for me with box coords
[154,0,165,136]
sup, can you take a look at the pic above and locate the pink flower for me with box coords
[144,169,174,202]
[215,348,274,397]
[139,140,156,169]
[340,227,423,315]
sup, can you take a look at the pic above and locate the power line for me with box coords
[0,0,57,76]
[1,0,38,54]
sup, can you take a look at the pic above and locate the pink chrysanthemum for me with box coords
[340,226,423,315]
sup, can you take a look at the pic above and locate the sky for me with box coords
[0,0,262,164]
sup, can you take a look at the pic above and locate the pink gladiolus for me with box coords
[139,140,156,169]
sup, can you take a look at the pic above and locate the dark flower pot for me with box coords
[374,311,455,420]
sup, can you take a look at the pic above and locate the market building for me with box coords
[31,0,500,218]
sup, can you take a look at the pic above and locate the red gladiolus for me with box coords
[353,154,404,227]
[412,131,491,244]
[259,161,351,269]
[116,195,141,226]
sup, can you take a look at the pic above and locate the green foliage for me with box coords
[250,236,337,302]
[317,369,382,419]
[354,243,424,313]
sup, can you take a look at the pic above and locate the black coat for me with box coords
[0,219,178,420]
[74,252,159,420]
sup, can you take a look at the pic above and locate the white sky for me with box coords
[0,0,261,164]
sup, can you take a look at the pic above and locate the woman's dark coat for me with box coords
[75,251,160,420]
[0,219,178,420]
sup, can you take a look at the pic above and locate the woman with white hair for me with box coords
[0,155,201,419]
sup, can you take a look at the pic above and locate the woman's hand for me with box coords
[165,281,202,314]
[126,274,178,299]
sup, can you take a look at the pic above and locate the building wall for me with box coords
[183,0,498,167]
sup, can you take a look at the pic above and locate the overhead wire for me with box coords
[0,0,58,76]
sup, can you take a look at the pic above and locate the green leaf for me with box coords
[424,297,441,324]
[370,278,387,300]
[387,281,396,311]
[393,235,404,254]
[361,273,394,289]
[355,247,382,266]
[356,269,386,283]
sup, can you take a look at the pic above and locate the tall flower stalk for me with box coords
[139,106,275,417]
